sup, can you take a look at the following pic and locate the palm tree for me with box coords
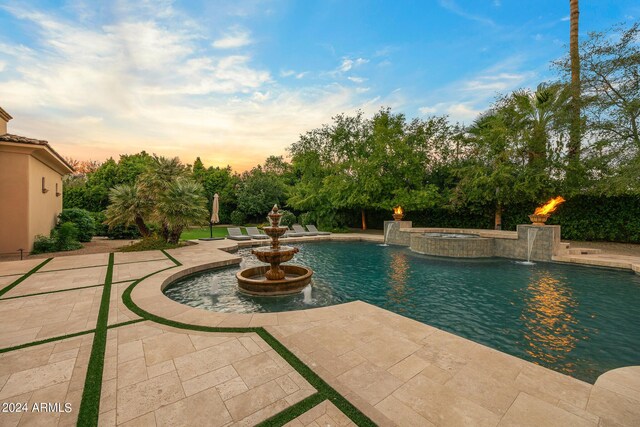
[512,83,567,169]
[137,155,189,240]
[156,177,208,244]
[569,0,580,159]
[104,184,151,237]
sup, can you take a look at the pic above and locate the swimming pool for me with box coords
[164,241,640,383]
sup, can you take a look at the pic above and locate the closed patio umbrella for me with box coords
[211,193,220,224]
[209,193,220,238]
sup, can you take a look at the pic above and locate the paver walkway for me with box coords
[0,234,638,426]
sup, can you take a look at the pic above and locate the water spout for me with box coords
[380,222,396,247]
[527,228,539,263]
[302,285,312,304]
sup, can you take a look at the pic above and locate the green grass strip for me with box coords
[0,283,104,300]
[106,318,145,329]
[0,319,145,355]
[256,329,376,426]
[257,393,325,426]
[0,328,95,354]
[0,258,52,298]
[121,276,376,426]
[77,252,114,427]
[161,249,182,266]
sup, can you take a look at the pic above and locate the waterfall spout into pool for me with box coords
[379,222,396,247]
[517,228,539,266]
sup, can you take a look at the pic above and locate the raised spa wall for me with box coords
[384,221,562,262]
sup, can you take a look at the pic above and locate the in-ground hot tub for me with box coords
[411,232,493,257]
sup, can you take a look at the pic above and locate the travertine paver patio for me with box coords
[0,234,639,426]
[0,287,101,347]
[0,333,93,426]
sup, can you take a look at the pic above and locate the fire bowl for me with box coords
[529,214,550,226]
[393,213,404,221]
[236,265,313,295]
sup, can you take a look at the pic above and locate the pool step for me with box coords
[568,247,602,255]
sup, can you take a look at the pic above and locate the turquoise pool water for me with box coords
[164,241,640,383]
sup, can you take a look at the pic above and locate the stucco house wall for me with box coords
[0,107,73,254]
[28,156,64,250]
[0,151,29,253]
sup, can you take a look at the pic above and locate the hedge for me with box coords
[347,195,640,243]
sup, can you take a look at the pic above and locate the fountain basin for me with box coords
[236,265,313,295]
[252,246,298,264]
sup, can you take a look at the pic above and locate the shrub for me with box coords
[279,210,296,227]
[89,211,109,236]
[298,212,314,226]
[31,235,56,254]
[106,224,141,239]
[54,222,83,251]
[230,210,246,225]
[58,208,95,242]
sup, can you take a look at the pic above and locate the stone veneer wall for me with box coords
[383,221,413,246]
[410,234,494,258]
[384,221,561,262]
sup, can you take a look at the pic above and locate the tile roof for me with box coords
[0,133,74,172]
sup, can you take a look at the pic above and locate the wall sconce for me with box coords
[42,177,49,194]
[56,183,61,197]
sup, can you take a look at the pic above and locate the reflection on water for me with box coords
[520,270,580,375]
[387,251,409,308]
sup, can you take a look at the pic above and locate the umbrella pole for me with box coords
[209,221,213,238]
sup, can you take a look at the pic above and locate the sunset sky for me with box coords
[1,0,637,171]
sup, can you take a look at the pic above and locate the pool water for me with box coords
[164,241,640,383]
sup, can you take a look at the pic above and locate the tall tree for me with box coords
[569,0,581,161]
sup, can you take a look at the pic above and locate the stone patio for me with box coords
[0,234,638,426]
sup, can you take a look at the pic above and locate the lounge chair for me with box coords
[245,227,269,240]
[292,224,317,236]
[226,227,251,241]
[306,224,330,235]
[284,228,304,237]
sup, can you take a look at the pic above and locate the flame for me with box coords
[534,196,566,215]
[393,206,404,215]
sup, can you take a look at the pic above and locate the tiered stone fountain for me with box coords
[236,205,313,295]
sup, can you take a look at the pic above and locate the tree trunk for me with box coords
[568,0,581,159]
[134,215,151,237]
[494,205,502,230]
[167,227,182,244]
[361,209,367,231]
[161,223,170,242]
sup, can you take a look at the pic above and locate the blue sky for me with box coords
[0,0,638,170]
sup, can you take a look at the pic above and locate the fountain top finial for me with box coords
[272,204,279,213]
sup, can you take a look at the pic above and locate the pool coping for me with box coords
[129,235,640,426]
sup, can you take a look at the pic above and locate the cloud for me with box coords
[281,70,308,79]
[212,27,252,49]
[338,57,368,72]
[561,16,570,21]
[438,0,496,27]
[419,106,437,115]
[347,76,367,84]
[0,4,396,171]
[414,57,538,124]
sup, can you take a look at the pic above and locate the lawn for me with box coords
[180,226,232,240]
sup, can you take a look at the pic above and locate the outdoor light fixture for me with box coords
[41,177,49,193]
[56,183,61,197]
